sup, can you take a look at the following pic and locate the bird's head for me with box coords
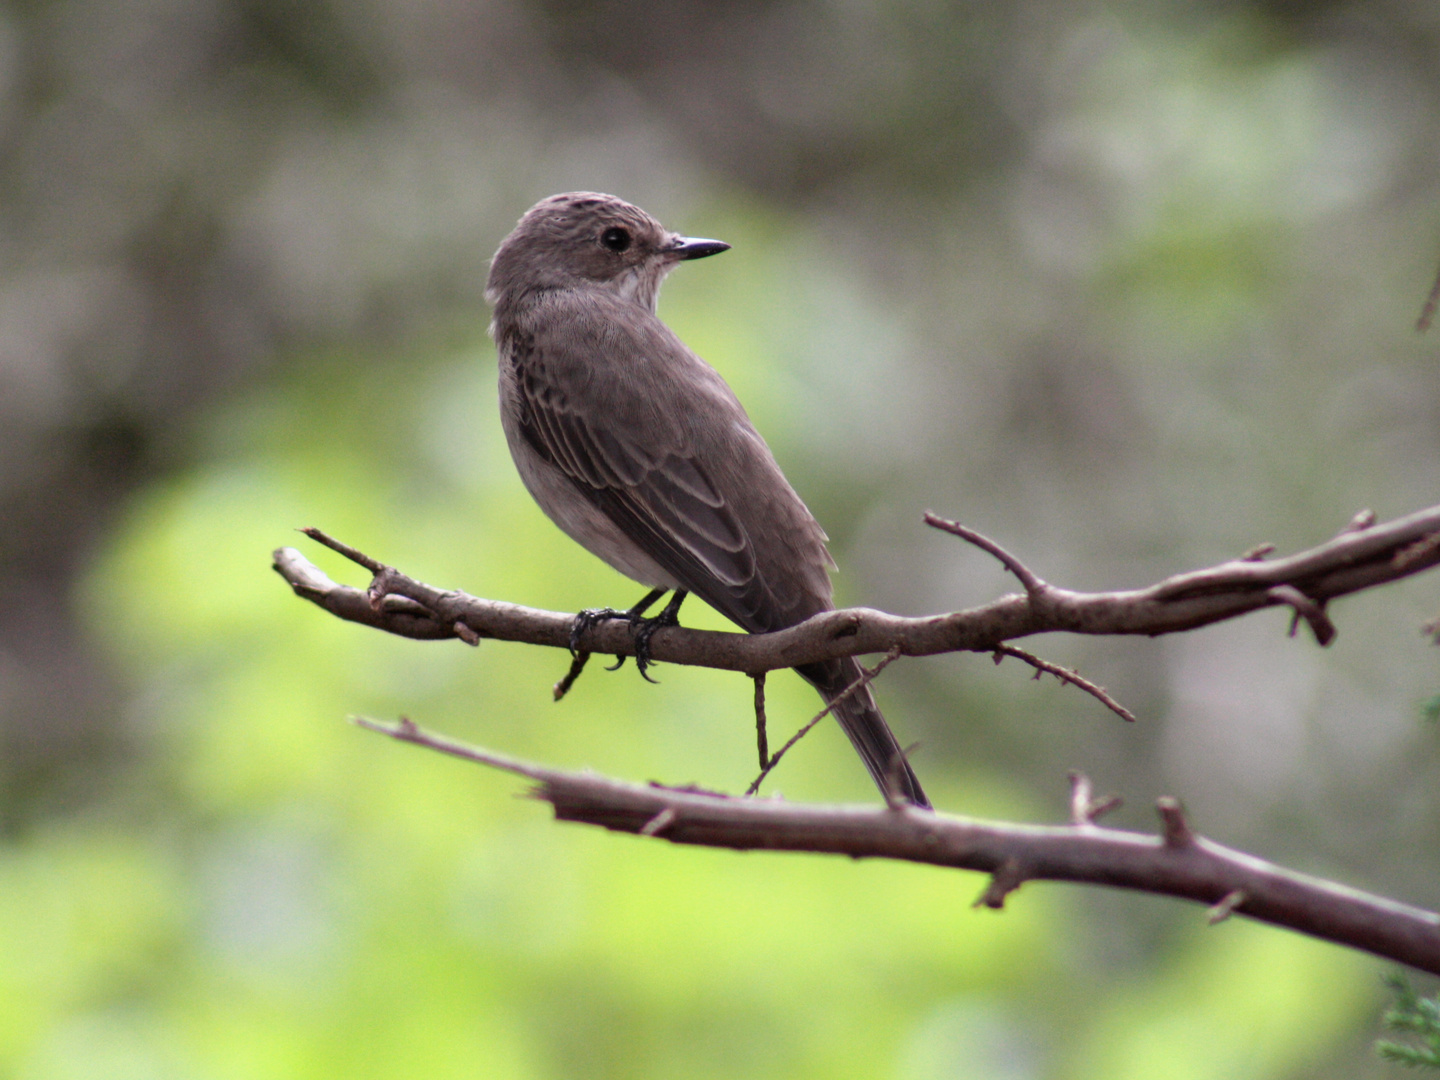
[486,192,729,313]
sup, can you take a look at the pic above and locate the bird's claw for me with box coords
[569,607,631,654]
[568,603,678,682]
[630,608,680,682]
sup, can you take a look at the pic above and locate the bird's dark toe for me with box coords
[629,597,685,681]
[569,607,630,654]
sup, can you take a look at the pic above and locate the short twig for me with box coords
[300,526,386,575]
[1342,508,1377,534]
[752,673,769,769]
[1156,796,1194,849]
[553,651,591,700]
[745,647,903,796]
[1208,889,1247,924]
[639,808,678,837]
[1068,771,1124,826]
[1089,793,1123,822]
[994,644,1136,723]
[974,858,1027,909]
[923,513,1047,596]
[1266,585,1335,645]
[1068,771,1093,826]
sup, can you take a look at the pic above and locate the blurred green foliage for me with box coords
[2,1,1438,1076]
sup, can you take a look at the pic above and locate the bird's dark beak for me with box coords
[671,236,730,260]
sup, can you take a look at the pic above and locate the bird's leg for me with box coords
[570,587,668,655]
[630,590,688,683]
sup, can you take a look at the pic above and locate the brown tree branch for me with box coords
[273,504,1440,674]
[351,717,1440,976]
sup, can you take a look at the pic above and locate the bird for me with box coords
[486,192,929,808]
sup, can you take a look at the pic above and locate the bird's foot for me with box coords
[569,606,637,655]
[629,594,686,683]
[567,588,687,684]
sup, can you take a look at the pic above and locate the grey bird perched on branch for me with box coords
[486,192,929,808]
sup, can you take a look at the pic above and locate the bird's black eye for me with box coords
[599,226,631,252]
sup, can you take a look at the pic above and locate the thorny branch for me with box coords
[276,507,1440,974]
[275,504,1440,674]
[352,717,1440,976]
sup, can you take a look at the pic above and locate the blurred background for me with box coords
[2,0,1440,1076]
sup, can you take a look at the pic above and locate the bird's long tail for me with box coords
[794,657,930,809]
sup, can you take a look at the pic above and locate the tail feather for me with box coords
[794,657,930,809]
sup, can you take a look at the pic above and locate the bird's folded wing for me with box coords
[514,340,778,631]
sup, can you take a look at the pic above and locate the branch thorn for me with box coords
[1342,509,1377,533]
[1068,771,1123,825]
[639,807,678,837]
[1156,796,1194,848]
[1208,889,1246,924]
[974,858,1026,909]
[1266,585,1335,645]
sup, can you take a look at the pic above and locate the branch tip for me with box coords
[300,526,387,574]
[923,512,1046,595]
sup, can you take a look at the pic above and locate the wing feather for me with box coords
[511,327,775,628]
